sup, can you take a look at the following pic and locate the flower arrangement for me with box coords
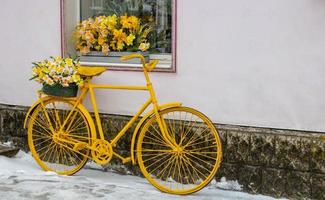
[30,56,84,87]
[73,14,152,55]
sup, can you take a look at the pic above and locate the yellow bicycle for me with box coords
[24,54,222,195]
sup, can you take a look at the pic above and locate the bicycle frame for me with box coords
[45,67,181,164]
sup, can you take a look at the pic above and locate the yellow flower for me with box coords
[39,72,45,79]
[117,41,124,51]
[53,75,60,82]
[120,15,140,30]
[120,15,129,29]
[113,29,127,51]
[65,58,74,67]
[32,67,40,75]
[139,42,150,52]
[102,43,110,55]
[72,74,81,82]
[77,79,84,87]
[48,62,56,71]
[110,41,116,51]
[126,34,135,46]
[56,66,64,74]
[55,56,63,63]
[80,46,90,55]
[99,29,109,38]
[45,76,54,86]
[113,29,127,42]
[129,16,140,30]
[106,15,117,29]
[83,31,95,42]
[98,36,106,45]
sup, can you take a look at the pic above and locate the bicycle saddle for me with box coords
[77,66,107,77]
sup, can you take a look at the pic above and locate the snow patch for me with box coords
[1,141,14,147]
[0,151,286,200]
[209,177,243,191]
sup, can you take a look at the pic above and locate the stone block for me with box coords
[237,165,262,193]
[1,110,27,138]
[310,138,325,174]
[0,111,2,135]
[104,157,141,176]
[284,171,311,198]
[299,137,312,172]
[311,173,325,200]
[11,137,28,152]
[273,135,308,171]
[215,163,238,181]
[217,129,227,162]
[102,116,133,151]
[250,133,275,166]
[227,131,250,164]
[261,168,286,198]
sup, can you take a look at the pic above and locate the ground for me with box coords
[0,151,286,200]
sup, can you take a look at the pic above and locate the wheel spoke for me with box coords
[137,107,222,194]
[28,99,91,175]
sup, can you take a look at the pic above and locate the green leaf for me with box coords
[29,75,38,81]
[32,62,40,66]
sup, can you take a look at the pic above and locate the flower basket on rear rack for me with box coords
[42,83,78,97]
[30,56,84,98]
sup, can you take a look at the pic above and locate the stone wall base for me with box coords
[0,104,324,199]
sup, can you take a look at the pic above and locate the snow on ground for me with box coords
[0,151,286,200]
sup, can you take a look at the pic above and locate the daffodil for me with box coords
[98,36,106,45]
[113,29,127,42]
[126,34,135,46]
[102,43,110,55]
[56,66,64,74]
[139,42,150,52]
[72,74,81,82]
[117,41,125,51]
[80,46,90,55]
[99,29,109,38]
[105,15,117,30]
[55,56,63,63]
[64,58,73,67]
[83,31,95,42]
[120,15,130,29]
[129,16,140,30]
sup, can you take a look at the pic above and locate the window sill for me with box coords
[80,61,171,69]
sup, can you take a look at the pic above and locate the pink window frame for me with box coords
[60,0,177,73]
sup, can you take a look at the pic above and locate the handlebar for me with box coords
[120,53,158,72]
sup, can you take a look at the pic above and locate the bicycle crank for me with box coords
[91,139,113,165]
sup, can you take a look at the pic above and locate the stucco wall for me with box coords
[0,0,325,132]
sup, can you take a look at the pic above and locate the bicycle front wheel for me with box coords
[28,98,91,175]
[137,107,222,195]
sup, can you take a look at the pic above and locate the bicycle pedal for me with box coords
[73,143,87,151]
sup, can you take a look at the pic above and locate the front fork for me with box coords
[147,82,179,150]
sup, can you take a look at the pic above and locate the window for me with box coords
[62,0,177,72]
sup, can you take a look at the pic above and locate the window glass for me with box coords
[80,0,173,55]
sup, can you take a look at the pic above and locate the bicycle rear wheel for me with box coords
[28,99,91,175]
[137,107,222,195]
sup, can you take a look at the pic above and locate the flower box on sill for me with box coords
[78,51,149,64]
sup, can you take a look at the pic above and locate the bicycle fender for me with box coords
[23,96,53,129]
[130,102,182,165]
[24,98,97,141]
